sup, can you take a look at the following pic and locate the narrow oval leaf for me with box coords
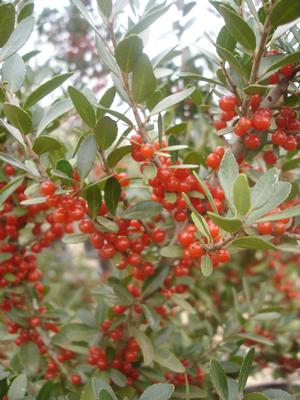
[0,119,25,146]
[7,374,27,400]
[142,266,170,297]
[132,53,156,103]
[109,369,127,388]
[69,86,96,127]
[160,245,183,258]
[0,3,15,47]
[122,200,163,220]
[210,359,228,400]
[84,184,102,220]
[76,135,97,178]
[207,212,242,233]
[132,328,154,366]
[37,98,73,136]
[115,35,143,72]
[0,16,35,62]
[3,103,32,134]
[2,54,26,92]
[104,177,121,215]
[95,116,118,150]
[154,349,185,374]
[270,0,300,27]
[140,383,174,400]
[218,150,239,206]
[24,72,73,109]
[238,347,255,393]
[97,0,112,18]
[219,4,256,51]
[233,174,251,216]
[32,136,63,155]
[63,233,89,244]
[19,341,41,374]
[150,87,195,115]
[232,236,277,250]
[201,255,213,277]
[0,175,24,207]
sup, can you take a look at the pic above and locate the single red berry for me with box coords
[282,135,297,151]
[252,113,271,131]
[272,129,287,146]
[244,134,262,150]
[268,72,280,84]
[151,229,166,243]
[234,117,252,136]
[250,94,261,110]
[218,95,238,112]
[214,118,227,130]
[140,143,155,160]
[4,165,16,176]
[206,153,221,170]
[263,151,277,165]
[71,374,82,385]
[40,181,56,196]
[257,222,273,235]
[280,63,294,77]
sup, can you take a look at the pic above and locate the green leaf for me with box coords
[218,150,239,207]
[0,253,13,263]
[160,245,183,258]
[244,394,270,400]
[247,181,291,224]
[63,233,89,244]
[18,2,34,22]
[19,341,41,374]
[0,16,35,62]
[36,382,54,400]
[97,0,112,18]
[0,152,32,174]
[270,0,300,27]
[140,383,174,400]
[216,25,236,53]
[150,87,194,115]
[2,54,25,93]
[7,374,27,400]
[97,86,116,119]
[109,369,127,388]
[0,3,15,47]
[265,51,300,73]
[243,84,270,95]
[95,35,120,76]
[219,5,256,51]
[232,236,277,250]
[132,53,156,103]
[95,116,118,150]
[0,175,24,207]
[92,378,117,400]
[172,294,196,314]
[69,86,96,127]
[191,212,211,240]
[253,312,280,321]
[142,305,160,330]
[217,45,245,77]
[233,174,251,216]
[84,184,102,220]
[96,216,118,232]
[24,73,73,109]
[32,135,62,155]
[250,168,278,211]
[237,333,273,346]
[76,135,97,179]
[122,200,162,220]
[115,35,143,72]
[238,347,255,393]
[257,204,300,222]
[132,328,154,366]
[37,98,73,136]
[193,172,219,214]
[282,157,300,172]
[179,72,223,86]
[104,177,121,215]
[3,103,32,134]
[201,255,213,277]
[127,3,172,36]
[95,105,133,127]
[109,277,134,304]
[154,349,185,374]
[210,359,228,400]
[263,389,294,400]
[207,212,242,233]
[0,119,25,147]
[142,265,169,297]
[53,323,97,344]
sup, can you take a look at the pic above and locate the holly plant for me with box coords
[0,0,300,399]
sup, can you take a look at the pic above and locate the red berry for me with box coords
[280,63,294,77]
[140,143,155,160]
[4,165,16,176]
[263,151,277,165]
[234,117,252,136]
[40,181,56,196]
[151,229,166,243]
[244,134,262,150]
[214,118,227,130]
[252,114,271,131]
[282,136,297,151]
[206,153,221,170]
[257,222,273,235]
[251,94,261,110]
[71,374,82,385]
[79,219,94,234]
[268,72,280,84]
[219,95,238,112]
[272,129,287,146]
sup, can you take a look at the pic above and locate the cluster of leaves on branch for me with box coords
[0,0,300,399]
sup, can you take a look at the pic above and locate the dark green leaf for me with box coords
[0,175,24,207]
[122,200,163,220]
[69,86,96,127]
[244,84,270,95]
[109,369,127,388]
[32,135,63,155]
[95,116,118,150]
[244,394,270,400]
[217,45,245,76]
[142,265,169,297]
[217,25,236,53]
[219,5,256,51]
[210,359,228,400]
[104,177,121,215]
[238,347,255,393]
[265,51,300,73]
[140,383,174,400]
[84,184,102,220]
[132,53,156,103]
[76,135,97,178]
[0,16,35,62]
[115,35,143,72]
[3,103,32,134]
[24,73,73,109]
[142,305,160,330]
[36,382,54,400]
[150,87,194,115]
[270,0,300,27]
[207,212,242,233]
[0,3,15,47]
[18,2,34,22]
[107,146,132,168]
